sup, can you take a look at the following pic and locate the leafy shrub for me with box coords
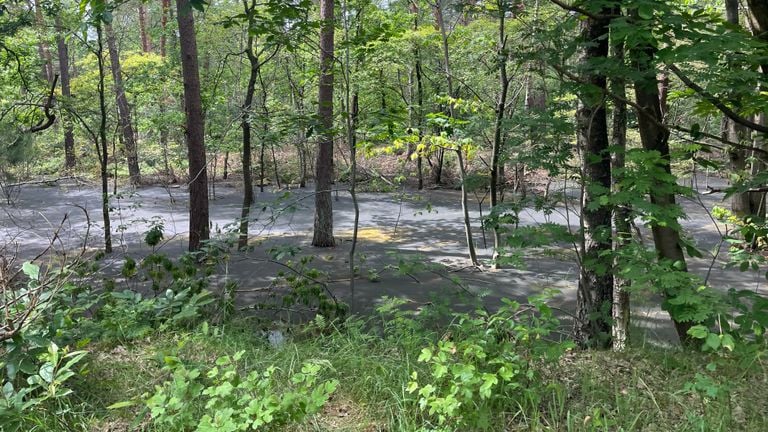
[79,288,214,342]
[406,294,572,430]
[254,247,348,320]
[143,351,338,431]
[0,341,87,431]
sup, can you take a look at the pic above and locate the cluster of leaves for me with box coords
[406,293,572,430]
[254,246,348,320]
[0,228,226,428]
[140,351,337,431]
[0,261,90,430]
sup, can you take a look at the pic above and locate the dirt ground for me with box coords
[0,174,761,345]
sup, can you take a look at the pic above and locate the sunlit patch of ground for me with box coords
[337,227,410,244]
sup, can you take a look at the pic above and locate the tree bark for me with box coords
[96,24,112,253]
[32,0,54,82]
[610,25,630,351]
[238,28,258,249]
[138,4,152,53]
[409,0,424,190]
[161,0,170,57]
[159,0,171,175]
[575,6,613,348]
[55,15,76,169]
[724,0,755,217]
[434,0,478,265]
[744,0,768,218]
[490,2,510,268]
[105,23,141,186]
[630,30,692,345]
[176,0,210,252]
[312,0,336,247]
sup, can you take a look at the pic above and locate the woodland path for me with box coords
[0,175,760,345]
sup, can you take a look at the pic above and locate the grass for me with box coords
[23,315,760,432]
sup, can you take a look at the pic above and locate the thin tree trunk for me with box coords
[105,23,141,186]
[724,0,757,217]
[630,24,692,345]
[575,7,613,348]
[223,151,229,179]
[238,21,257,249]
[159,0,171,176]
[138,4,152,53]
[55,15,76,169]
[349,92,359,310]
[32,0,54,82]
[490,2,510,268]
[415,50,424,189]
[746,1,768,218]
[96,24,112,253]
[176,0,210,252]
[457,149,479,265]
[434,0,477,265]
[160,0,170,56]
[312,0,336,247]
[610,24,630,351]
[287,64,308,188]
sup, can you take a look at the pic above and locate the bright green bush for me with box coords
[144,351,338,431]
[407,294,573,430]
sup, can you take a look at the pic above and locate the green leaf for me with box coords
[705,332,721,350]
[22,262,39,281]
[38,363,54,383]
[638,4,654,20]
[687,325,709,339]
[720,334,736,351]
[107,400,138,409]
[418,348,432,362]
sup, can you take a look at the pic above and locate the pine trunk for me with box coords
[312,0,336,247]
[139,4,152,53]
[176,0,210,252]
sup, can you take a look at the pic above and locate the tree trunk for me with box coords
[238,30,258,249]
[105,23,141,186]
[457,149,479,266]
[575,7,613,348]
[138,4,152,53]
[630,31,692,345]
[159,0,171,176]
[160,0,170,56]
[32,0,54,82]
[746,1,768,219]
[434,0,477,265]
[490,3,510,268]
[287,64,308,188]
[312,0,336,247]
[610,25,630,351]
[724,0,754,217]
[55,15,76,169]
[96,24,112,253]
[176,0,210,252]
[416,56,424,190]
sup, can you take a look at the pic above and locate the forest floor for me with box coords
[0,174,761,346]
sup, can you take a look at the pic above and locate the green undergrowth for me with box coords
[37,319,766,432]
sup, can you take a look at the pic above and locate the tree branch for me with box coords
[24,74,59,133]
[667,64,768,134]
